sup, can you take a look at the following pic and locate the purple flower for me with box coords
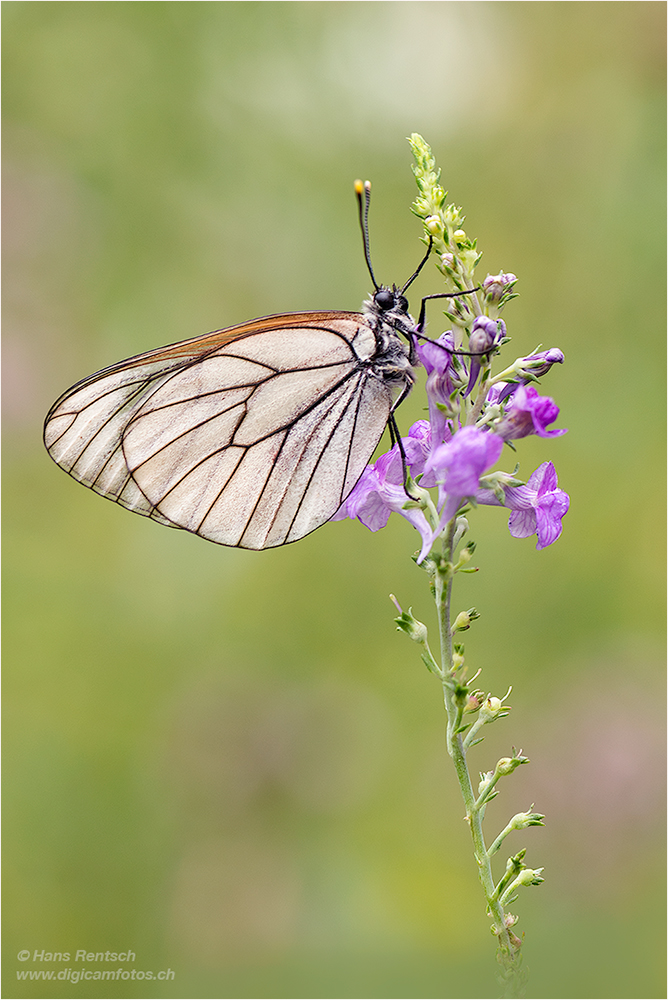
[333,423,506,563]
[425,425,505,530]
[332,443,434,561]
[402,419,434,478]
[489,349,565,404]
[476,461,569,549]
[465,317,505,396]
[494,384,567,441]
[415,332,456,446]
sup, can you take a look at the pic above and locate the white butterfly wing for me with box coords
[44,312,393,548]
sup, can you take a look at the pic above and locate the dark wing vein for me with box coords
[282,375,367,542]
[237,371,365,547]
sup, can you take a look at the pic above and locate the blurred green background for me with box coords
[3,3,665,998]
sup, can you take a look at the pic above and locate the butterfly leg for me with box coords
[415,288,480,334]
[388,410,421,503]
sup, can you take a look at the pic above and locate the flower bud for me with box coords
[496,752,529,776]
[469,317,503,358]
[478,686,512,723]
[453,516,470,545]
[441,253,456,268]
[506,848,527,872]
[498,863,545,906]
[478,471,525,495]
[483,272,517,303]
[459,248,481,275]
[516,867,545,887]
[517,347,564,379]
[479,696,504,721]
[452,607,480,632]
[393,604,429,644]
[464,317,505,396]
[425,215,441,235]
[443,206,463,228]
[509,807,545,830]
[464,688,485,713]
[452,648,465,669]
[478,770,494,796]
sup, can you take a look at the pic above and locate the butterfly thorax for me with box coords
[361,286,417,394]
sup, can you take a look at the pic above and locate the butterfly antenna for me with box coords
[355,180,379,290]
[401,234,434,293]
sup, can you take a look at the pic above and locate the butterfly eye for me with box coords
[396,294,409,313]
[374,288,394,310]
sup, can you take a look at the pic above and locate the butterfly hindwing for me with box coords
[43,356,194,526]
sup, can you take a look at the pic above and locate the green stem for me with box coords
[436,520,523,990]
[462,714,486,751]
[488,821,518,858]
[466,368,492,426]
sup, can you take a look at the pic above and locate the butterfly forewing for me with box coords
[44,311,396,548]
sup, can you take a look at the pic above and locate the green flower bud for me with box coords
[459,248,482,273]
[390,597,429,644]
[478,471,525,502]
[452,648,465,669]
[453,611,471,631]
[478,770,494,796]
[496,751,529,776]
[478,686,512,723]
[516,867,545,887]
[452,608,480,632]
[480,696,504,720]
[509,806,545,831]
[443,205,464,228]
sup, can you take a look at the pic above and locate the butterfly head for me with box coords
[372,285,409,316]
[364,284,418,366]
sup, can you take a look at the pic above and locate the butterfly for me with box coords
[44,181,470,550]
